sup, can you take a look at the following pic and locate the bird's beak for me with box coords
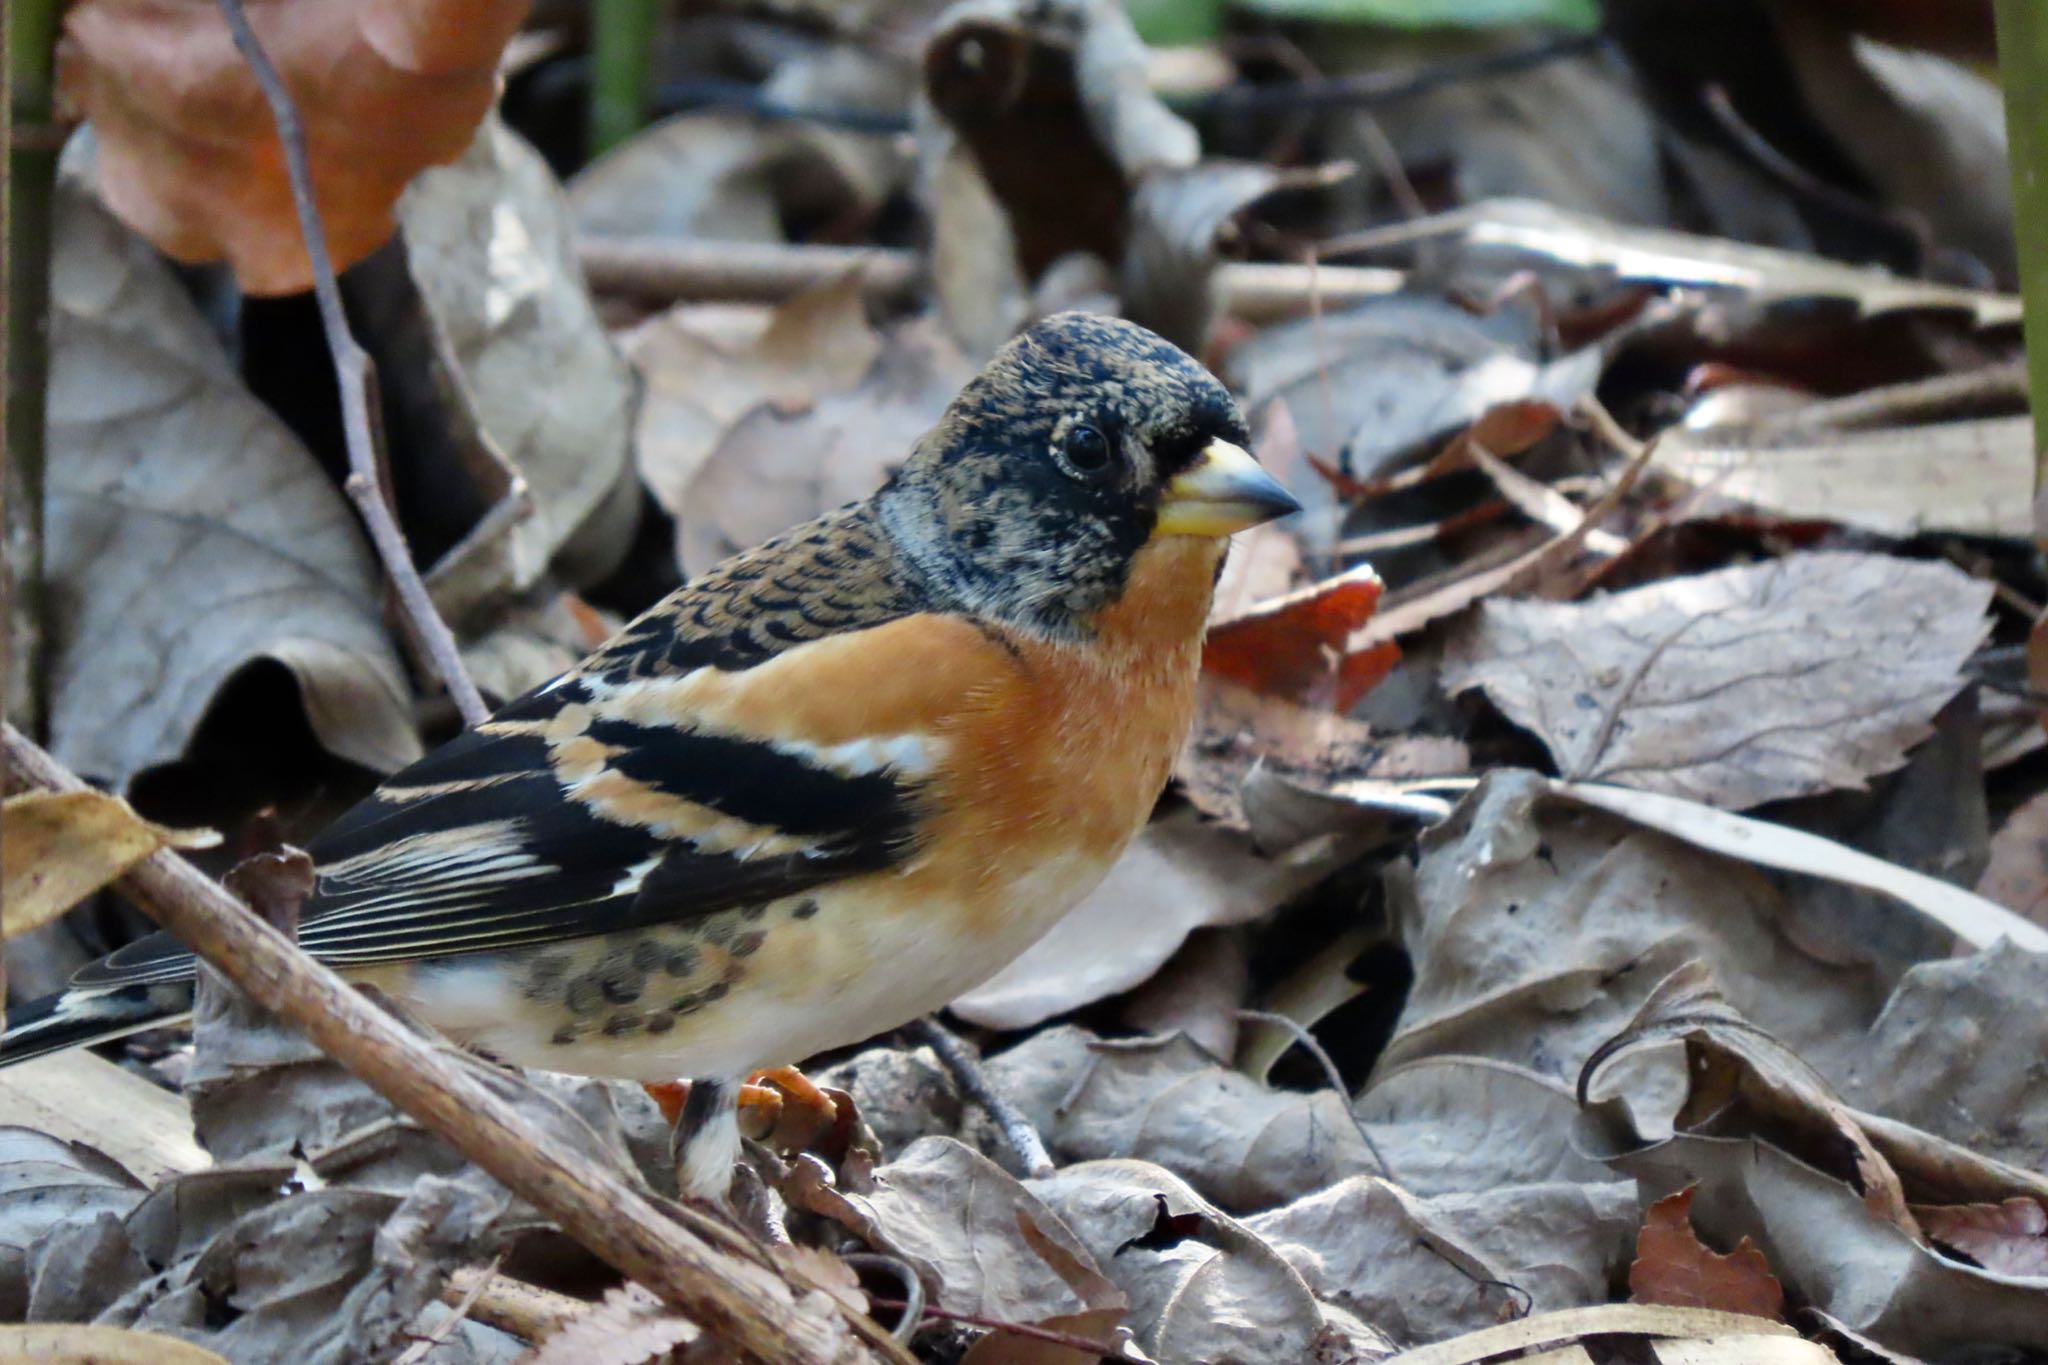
[1153,439,1303,538]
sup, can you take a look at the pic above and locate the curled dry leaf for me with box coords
[60,0,529,294]
[0,1127,148,1320]
[1442,552,1993,809]
[1579,962,1916,1234]
[46,155,422,787]
[1975,789,2048,930]
[1629,1186,1788,1320]
[1,791,219,942]
[1202,566,1399,714]
[398,117,642,603]
[915,0,1199,353]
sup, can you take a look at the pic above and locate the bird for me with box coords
[0,311,1300,1195]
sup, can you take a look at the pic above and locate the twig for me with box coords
[397,1253,504,1365]
[1236,1009,1393,1182]
[573,238,1400,322]
[913,1017,1054,1179]
[442,1267,591,1345]
[0,724,887,1365]
[211,0,488,729]
[868,1299,1125,1358]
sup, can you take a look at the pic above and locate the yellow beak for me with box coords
[1153,439,1303,538]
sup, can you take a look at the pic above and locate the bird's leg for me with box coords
[745,1064,839,1146]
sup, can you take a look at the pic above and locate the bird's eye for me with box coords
[1061,424,1112,479]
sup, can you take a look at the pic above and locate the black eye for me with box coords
[1062,424,1112,477]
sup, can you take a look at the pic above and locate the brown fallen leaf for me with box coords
[1915,1198,2048,1279]
[2,791,219,943]
[1442,552,1993,809]
[60,0,529,294]
[623,274,885,527]
[1976,789,2048,930]
[1630,1186,1787,1321]
[1203,566,1399,714]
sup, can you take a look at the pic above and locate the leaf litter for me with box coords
[11,0,2048,1361]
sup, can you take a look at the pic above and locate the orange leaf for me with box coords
[1203,566,1396,712]
[1629,1186,1787,1321]
[61,0,530,294]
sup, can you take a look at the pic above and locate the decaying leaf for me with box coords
[60,0,528,293]
[1442,553,1993,809]
[1,791,218,942]
[46,153,422,787]
[1629,1186,1787,1319]
[0,1127,148,1321]
[951,806,1350,1031]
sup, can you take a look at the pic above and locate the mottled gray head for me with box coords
[879,313,1297,636]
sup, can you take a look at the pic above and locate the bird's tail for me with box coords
[0,984,192,1067]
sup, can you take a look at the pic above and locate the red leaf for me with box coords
[1629,1186,1787,1321]
[1203,566,1396,712]
[1919,1198,2048,1278]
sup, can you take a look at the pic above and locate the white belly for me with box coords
[388,848,1114,1083]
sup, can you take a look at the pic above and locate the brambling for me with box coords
[2,312,1299,1194]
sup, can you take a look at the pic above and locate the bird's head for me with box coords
[880,313,1300,639]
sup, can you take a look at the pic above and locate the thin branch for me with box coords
[913,1017,1054,1179]
[573,238,1400,323]
[0,724,887,1365]
[211,0,488,729]
[1237,1009,1393,1182]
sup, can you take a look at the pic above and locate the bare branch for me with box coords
[211,0,489,729]
[0,723,888,1365]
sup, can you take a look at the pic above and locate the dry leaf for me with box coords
[1,791,219,942]
[0,1324,230,1364]
[676,315,974,575]
[0,1127,148,1321]
[1655,415,2031,541]
[950,807,1348,1031]
[523,1283,698,1365]
[1976,789,2048,930]
[46,155,422,786]
[915,0,1198,354]
[1629,1186,1788,1320]
[60,0,529,293]
[1915,1198,2048,1279]
[1580,962,1917,1234]
[624,274,885,527]
[1442,552,1993,809]
[1202,566,1399,713]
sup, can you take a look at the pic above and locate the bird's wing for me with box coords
[74,503,964,987]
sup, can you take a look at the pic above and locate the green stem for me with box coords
[1997,0,2048,510]
[5,0,59,737]
[590,0,661,158]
